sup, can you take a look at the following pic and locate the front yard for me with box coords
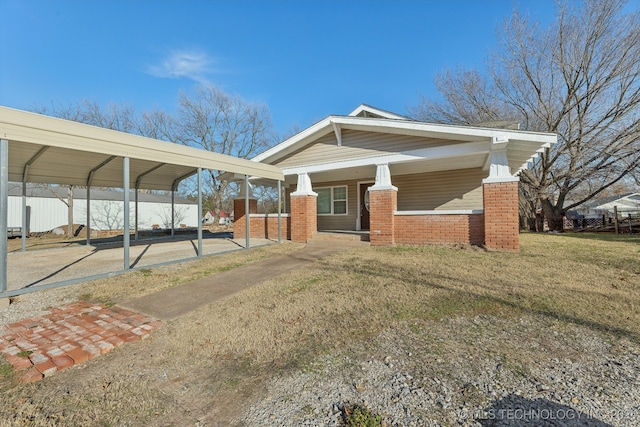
[1,232,639,426]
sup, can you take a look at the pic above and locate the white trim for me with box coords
[482,176,520,184]
[370,164,398,192]
[291,172,317,196]
[281,141,490,176]
[252,113,556,166]
[348,104,412,120]
[331,121,342,146]
[249,213,290,218]
[394,209,484,216]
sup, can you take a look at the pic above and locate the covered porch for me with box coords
[230,111,556,251]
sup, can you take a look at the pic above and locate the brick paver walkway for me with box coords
[0,301,160,383]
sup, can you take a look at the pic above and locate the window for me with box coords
[316,186,348,215]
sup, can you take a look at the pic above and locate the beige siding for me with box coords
[285,180,360,230]
[315,180,359,230]
[284,169,485,231]
[394,168,485,211]
[275,130,453,168]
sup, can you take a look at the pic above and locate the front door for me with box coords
[360,183,372,230]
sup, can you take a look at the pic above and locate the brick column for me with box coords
[290,173,317,243]
[369,164,398,247]
[483,181,519,251]
[233,198,257,239]
[290,195,317,243]
[369,188,397,246]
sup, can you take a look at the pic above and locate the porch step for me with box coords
[311,231,370,243]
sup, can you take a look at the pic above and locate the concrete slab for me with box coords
[6,233,273,293]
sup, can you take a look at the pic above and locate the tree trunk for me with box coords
[541,198,564,232]
[67,186,74,236]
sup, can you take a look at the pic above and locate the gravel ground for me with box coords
[0,286,78,328]
[241,315,640,426]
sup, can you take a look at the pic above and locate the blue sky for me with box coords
[2,0,561,136]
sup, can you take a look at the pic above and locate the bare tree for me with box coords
[174,85,276,221]
[34,88,277,223]
[411,0,640,230]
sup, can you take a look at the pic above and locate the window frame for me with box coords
[315,185,348,216]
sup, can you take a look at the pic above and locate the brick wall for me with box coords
[232,198,257,239]
[369,189,397,246]
[394,214,485,245]
[483,181,519,251]
[290,195,317,243]
[233,199,290,240]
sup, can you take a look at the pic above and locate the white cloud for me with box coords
[147,49,215,83]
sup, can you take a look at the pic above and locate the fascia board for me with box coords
[0,106,283,181]
[281,141,489,176]
[332,117,558,144]
[250,113,556,168]
[347,104,412,120]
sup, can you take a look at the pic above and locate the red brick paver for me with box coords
[0,301,160,383]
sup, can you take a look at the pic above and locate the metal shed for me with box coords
[0,106,283,298]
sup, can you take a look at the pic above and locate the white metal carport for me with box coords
[0,106,284,298]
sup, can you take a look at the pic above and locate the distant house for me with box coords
[585,193,640,214]
[202,210,233,226]
[230,104,556,251]
[564,192,640,229]
[8,184,199,233]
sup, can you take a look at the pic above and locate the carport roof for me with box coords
[1,106,283,191]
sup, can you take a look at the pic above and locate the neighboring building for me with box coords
[565,193,640,229]
[584,193,640,215]
[202,210,233,226]
[8,184,199,233]
[231,104,556,251]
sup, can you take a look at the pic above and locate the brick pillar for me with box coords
[369,164,398,247]
[290,194,317,243]
[369,188,397,246]
[233,198,257,239]
[483,181,519,251]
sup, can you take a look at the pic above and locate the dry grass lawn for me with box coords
[0,232,638,426]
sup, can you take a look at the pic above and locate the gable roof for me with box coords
[584,192,640,209]
[348,104,413,120]
[252,105,556,178]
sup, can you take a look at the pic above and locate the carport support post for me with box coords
[123,157,130,270]
[245,175,250,249]
[21,181,27,252]
[197,168,203,257]
[134,189,139,241]
[277,180,282,244]
[86,186,91,245]
[171,190,175,238]
[1,139,8,293]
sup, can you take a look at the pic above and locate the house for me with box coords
[564,192,640,229]
[584,193,640,215]
[231,105,556,251]
[202,210,233,226]
[8,183,199,233]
